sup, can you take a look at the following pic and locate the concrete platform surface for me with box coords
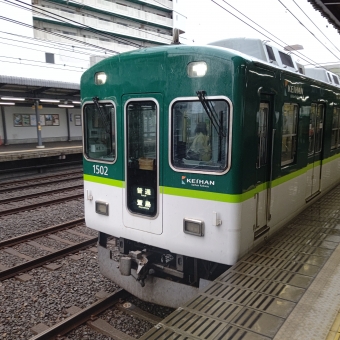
[0,141,82,162]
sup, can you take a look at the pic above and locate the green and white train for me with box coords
[81,44,340,307]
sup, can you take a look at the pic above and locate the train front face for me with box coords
[81,45,245,307]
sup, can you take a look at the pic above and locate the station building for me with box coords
[0,0,186,150]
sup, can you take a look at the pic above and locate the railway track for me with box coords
[0,217,171,340]
[0,218,96,281]
[0,170,83,194]
[29,290,165,340]
[0,185,83,204]
[0,186,83,216]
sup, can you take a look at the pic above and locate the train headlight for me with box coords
[187,62,207,78]
[95,201,109,215]
[95,72,107,85]
[183,218,204,236]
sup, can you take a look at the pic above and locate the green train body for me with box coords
[81,45,340,307]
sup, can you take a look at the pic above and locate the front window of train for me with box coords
[83,102,116,162]
[171,99,229,172]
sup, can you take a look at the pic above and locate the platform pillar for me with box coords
[1,106,8,145]
[66,108,71,141]
[35,100,45,149]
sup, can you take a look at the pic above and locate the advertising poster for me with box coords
[75,115,81,126]
[30,115,37,126]
[45,114,53,126]
[13,114,22,126]
[22,115,30,126]
[52,114,59,126]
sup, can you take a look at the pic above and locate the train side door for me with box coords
[254,97,274,238]
[306,103,324,200]
[122,95,163,234]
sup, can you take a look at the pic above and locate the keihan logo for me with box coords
[181,176,215,187]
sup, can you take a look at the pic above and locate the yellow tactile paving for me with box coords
[141,186,340,340]
[326,312,340,340]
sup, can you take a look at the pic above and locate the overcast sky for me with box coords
[179,0,340,66]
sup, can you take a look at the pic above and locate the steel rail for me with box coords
[0,218,85,249]
[0,193,83,216]
[0,169,82,185]
[0,185,83,204]
[29,289,129,340]
[0,173,83,193]
[0,237,97,281]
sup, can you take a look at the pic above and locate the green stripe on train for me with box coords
[84,156,340,203]
[83,174,124,187]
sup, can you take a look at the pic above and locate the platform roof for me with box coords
[307,0,340,34]
[0,75,80,106]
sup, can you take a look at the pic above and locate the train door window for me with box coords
[126,101,157,217]
[83,101,116,162]
[171,98,230,173]
[281,103,298,166]
[257,102,269,167]
[332,107,340,149]
[309,103,324,155]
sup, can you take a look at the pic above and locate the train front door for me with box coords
[254,96,274,238]
[306,103,324,200]
[122,95,163,235]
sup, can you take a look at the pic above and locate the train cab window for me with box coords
[281,103,298,166]
[309,103,324,155]
[83,102,116,162]
[331,107,340,149]
[171,99,229,172]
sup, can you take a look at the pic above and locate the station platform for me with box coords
[141,185,340,340]
[0,141,82,162]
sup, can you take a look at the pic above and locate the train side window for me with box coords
[309,103,324,155]
[83,102,116,162]
[171,99,229,172]
[332,107,340,149]
[281,103,298,166]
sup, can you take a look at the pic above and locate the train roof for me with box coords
[82,44,280,81]
[81,43,340,93]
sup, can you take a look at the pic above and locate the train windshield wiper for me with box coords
[92,96,110,133]
[196,90,226,137]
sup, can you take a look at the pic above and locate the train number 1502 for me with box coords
[93,165,108,176]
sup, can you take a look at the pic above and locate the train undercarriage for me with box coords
[98,232,229,308]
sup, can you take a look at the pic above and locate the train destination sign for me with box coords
[131,185,155,213]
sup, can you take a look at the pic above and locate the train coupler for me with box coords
[119,250,151,287]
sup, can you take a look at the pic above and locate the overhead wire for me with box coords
[212,0,322,67]
[0,30,115,56]
[0,56,85,72]
[41,0,173,44]
[277,0,340,61]
[291,0,340,55]
[5,0,173,48]
[0,37,91,63]
[0,15,119,54]
[2,0,142,49]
